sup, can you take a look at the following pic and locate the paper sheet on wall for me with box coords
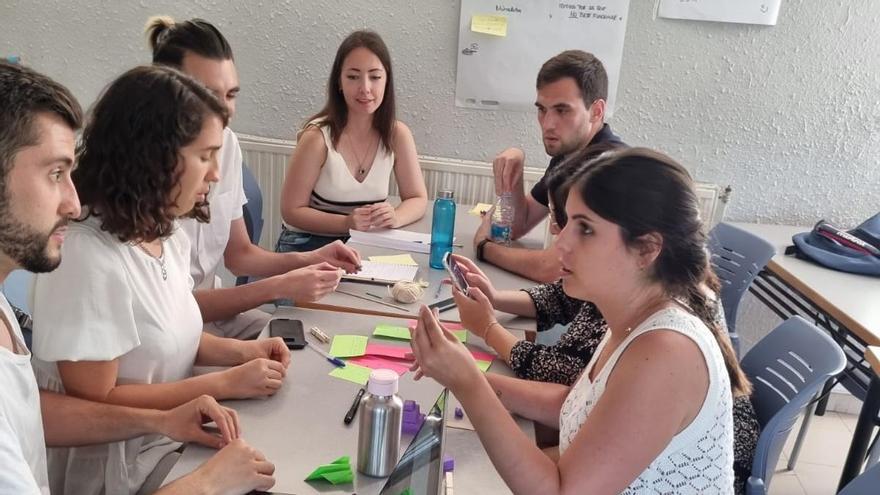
[456,0,631,116]
[657,0,781,26]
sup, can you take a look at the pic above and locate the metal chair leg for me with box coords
[787,398,818,470]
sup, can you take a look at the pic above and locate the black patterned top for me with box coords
[510,281,760,495]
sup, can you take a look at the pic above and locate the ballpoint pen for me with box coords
[344,388,366,424]
[306,341,346,368]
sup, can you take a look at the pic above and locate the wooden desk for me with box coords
[163,308,532,494]
[733,223,880,490]
[301,201,545,332]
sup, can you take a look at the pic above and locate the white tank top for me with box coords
[559,306,735,494]
[286,122,395,232]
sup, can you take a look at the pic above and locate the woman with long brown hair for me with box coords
[277,30,427,253]
[411,148,747,494]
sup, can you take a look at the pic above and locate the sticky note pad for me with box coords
[374,324,412,340]
[329,335,368,358]
[329,362,373,385]
[471,14,508,37]
[468,203,494,216]
[305,456,353,485]
[376,323,467,343]
[369,254,418,266]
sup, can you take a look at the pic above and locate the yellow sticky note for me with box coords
[471,14,508,37]
[468,203,494,216]
[369,254,418,266]
[329,362,373,386]
[329,335,368,358]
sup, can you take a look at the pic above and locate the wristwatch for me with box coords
[476,238,493,262]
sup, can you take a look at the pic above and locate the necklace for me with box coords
[345,132,378,178]
[136,241,167,281]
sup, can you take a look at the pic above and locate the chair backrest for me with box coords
[742,316,846,495]
[708,223,776,351]
[838,461,880,495]
[241,161,264,246]
[238,162,264,287]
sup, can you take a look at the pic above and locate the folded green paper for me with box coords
[305,455,353,485]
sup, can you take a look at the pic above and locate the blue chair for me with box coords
[742,316,846,495]
[0,269,34,349]
[708,222,776,355]
[237,162,263,286]
[838,461,880,495]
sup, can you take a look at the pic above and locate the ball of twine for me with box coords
[389,281,425,303]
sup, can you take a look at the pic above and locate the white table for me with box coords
[300,201,546,332]
[163,308,533,494]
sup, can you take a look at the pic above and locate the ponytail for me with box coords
[144,15,175,52]
[143,16,233,69]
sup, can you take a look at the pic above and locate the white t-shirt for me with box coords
[180,127,247,290]
[0,295,48,494]
[559,307,734,494]
[30,214,203,495]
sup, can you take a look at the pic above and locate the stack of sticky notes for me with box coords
[324,325,495,385]
[305,456,353,485]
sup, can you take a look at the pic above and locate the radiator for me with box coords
[237,133,730,250]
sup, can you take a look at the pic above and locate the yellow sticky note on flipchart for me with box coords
[471,14,508,37]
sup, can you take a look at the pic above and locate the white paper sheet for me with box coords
[658,0,782,26]
[343,260,419,284]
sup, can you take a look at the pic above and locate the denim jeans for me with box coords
[274,226,348,254]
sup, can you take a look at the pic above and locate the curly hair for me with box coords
[74,65,228,243]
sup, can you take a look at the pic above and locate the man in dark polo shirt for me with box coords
[474,50,625,282]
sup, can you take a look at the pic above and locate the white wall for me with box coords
[2,0,878,226]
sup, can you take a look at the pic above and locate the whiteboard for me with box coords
[455,0,631,116]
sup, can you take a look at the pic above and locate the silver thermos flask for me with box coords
[357,369,403,477]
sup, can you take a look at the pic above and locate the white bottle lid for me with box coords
[367,369,399,396]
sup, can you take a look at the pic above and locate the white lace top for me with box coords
[559,307,734,494]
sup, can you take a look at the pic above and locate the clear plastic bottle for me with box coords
[429,190,456,269]
[357,369,403,477]
[490,192,514,245]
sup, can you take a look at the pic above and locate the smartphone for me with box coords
[269,318,306,349]
[442,252,469,293]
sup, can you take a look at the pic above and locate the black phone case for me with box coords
[269,318,306,349]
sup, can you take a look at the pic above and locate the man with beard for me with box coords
[475,50,625,282]
[0,61,275,495]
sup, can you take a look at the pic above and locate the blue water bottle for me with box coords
[429,190,456,269]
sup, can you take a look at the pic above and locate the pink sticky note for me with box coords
[348,355,411,375]
[408,320,464,331]
[365,343,413,360]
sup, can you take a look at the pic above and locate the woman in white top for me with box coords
[410,148,751,494]
[30,66,290,495]
[277,30,427,253]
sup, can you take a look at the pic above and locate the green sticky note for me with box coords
[329,362,373,385]
[475,360,492,372]
[374,324,467,343]
[329,335,368,358]
[374,324,412,340]
[399,489,413,495]
[305,456,353,485]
